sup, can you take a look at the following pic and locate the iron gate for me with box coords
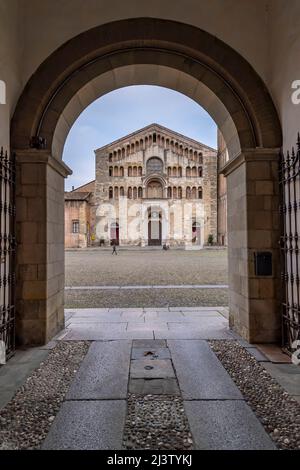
[279,134,300,353]
[0,147,16,361]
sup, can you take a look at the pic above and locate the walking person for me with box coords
[112,239,118,255]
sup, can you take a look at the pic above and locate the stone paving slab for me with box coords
[0,348,49,410]
[133,339,166,348]
[155,327,232,340]
[131,347,171,360]
[66,341,131,399]
[184,400,276,450]
[62,327,154,340]
[129,378,180,395]
[130,359,175,379]
[245,347,270,362]
[127,322,169,331]
[42,400,126,450]
[168,340,242,399]
[262,362,300,397]
[67,317,126,323]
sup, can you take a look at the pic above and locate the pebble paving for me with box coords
[209,340,300,450]
[0,341,89,449]
[123,340,194,450]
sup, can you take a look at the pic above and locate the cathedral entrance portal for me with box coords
[110,222,119,246]
[148,209,162,246]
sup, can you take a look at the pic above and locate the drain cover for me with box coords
[144,365,154,370]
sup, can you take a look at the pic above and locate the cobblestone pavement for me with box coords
[2,309,298,450]
[65,248,228,308]
[66,248,228,286]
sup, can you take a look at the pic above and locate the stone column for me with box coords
[222,149,281,343]
[16,150,72,345]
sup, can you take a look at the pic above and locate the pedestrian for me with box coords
[112,239,117,255]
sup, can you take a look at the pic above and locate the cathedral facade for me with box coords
[65,124,218,248]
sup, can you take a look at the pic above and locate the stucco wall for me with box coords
[0,0,300,150]
[0,0,21,148]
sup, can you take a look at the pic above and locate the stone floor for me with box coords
[41,307,276,450]
[1,307,299,450]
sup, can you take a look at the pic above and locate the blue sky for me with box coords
[63,85,217,191]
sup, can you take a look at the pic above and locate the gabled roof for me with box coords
[94,123,217,153]
[69,180,95,192]
[64,191,91,201]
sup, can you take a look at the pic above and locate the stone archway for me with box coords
[11,18,282,346]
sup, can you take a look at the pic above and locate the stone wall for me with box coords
[93,125,217,247]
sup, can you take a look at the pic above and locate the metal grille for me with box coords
[0,148,16,360]
[279,134,300,353]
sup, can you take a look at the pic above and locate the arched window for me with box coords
[173,166,177,177]
[192,166,197,177]
[133,187,137,199]
[178,167,182,177]
[198,167,203,177]
[128,187,132,199]
[120,186,125,197]
[138,187,143,198]
[167,186,172,198]
[146,157,163,175]
[126,145,130,156]
[128,166,132,177]
[147,179,163,198]
[192,187,197,198]
[133,166,137,177]
[173,187,177,198]
[109,153,113,162]
[140,139,144,149]
[122,148,125,158]
[168,167,172,177]
[185,148,188,157]
[138,166,142,176]
[186,166,191,177]
[198,152,203,164]
[114,166,118,177]
[120,166,124,177]
[198,187,203,199]
[136,141,140,151]
[114,187,119,199]
[178,187,182,199]
[118,149,121,159]
[109,187,113,199]
[109,166,113,177]
[186,187,191,199]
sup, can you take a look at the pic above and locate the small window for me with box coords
[72,220,79,233]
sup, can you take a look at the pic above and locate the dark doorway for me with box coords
[110,222,120,246]
[148,210,162,246]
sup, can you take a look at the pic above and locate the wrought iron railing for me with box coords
[279,134,300,353]
[0,148,16,361]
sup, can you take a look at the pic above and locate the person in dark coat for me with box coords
[112,239,117,255]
